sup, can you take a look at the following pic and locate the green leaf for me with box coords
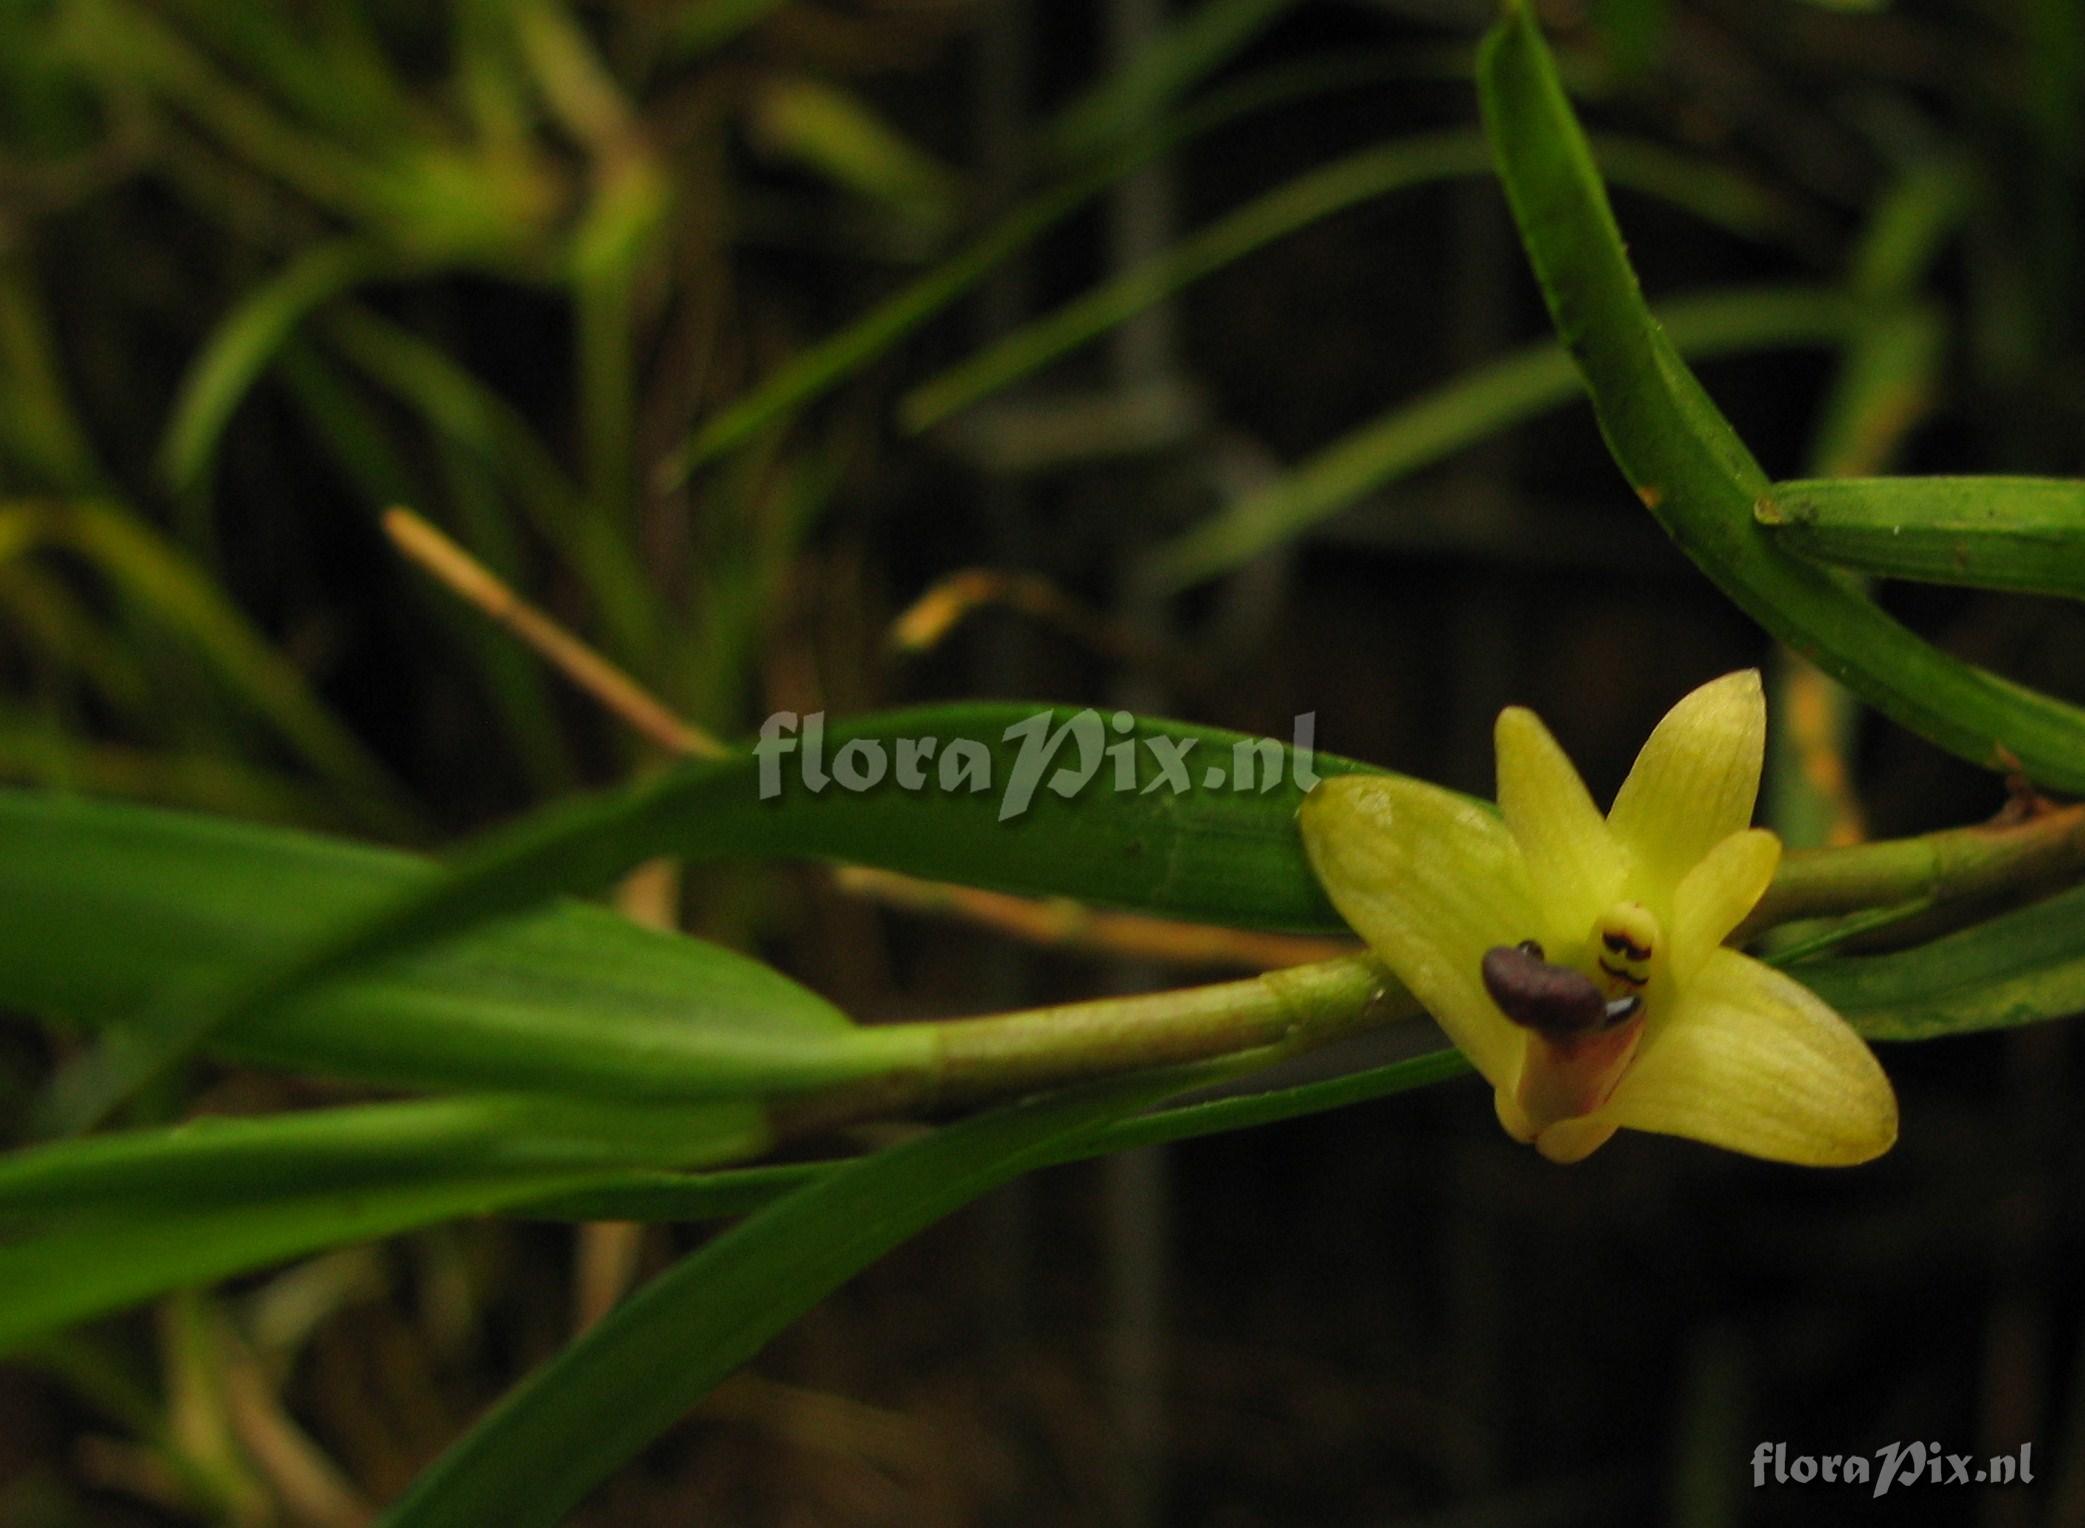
[0,705,350,825]
[0,501,418,833]
[1042,0,1301,165]
[1477,1,2085,793]
[159,239,394,491]
[377,1071,1188,1528]
[657,56,1451,480]
[657,171,1111,481]
[905,139,1804,435]
[1759,476,2085,600]
[1151,286,1861,589]
[0,1094,766,1224]
[0,1096,769,1354]
[0,789,927,1104]
[36,706,1373,1130]
[664,0,786,59]
[517,1044,1470,1223]
[1800,881,2085,1041]
[1762,165,1961,850]
[748,77,958,230]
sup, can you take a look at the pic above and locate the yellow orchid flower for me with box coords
[1300,670,1898,1165]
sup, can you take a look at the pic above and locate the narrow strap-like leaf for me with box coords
[1477,1,2085,793]
[1760,476,2085,600]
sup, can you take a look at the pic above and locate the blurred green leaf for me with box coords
[1043,0,1299,165]
[0,258,105,494]
[749,77,958,232]
[1798,304,1944,485]
[905,128,1809,433]
[160,0,415,146]
[0,1096,768,1353]
[664,0,787,59]
[1846,160,1971,302]
[520,1046,1470,1223]
[159,239,393,492]
[1587,0,1669,77]
[659,170,1104,481]
[378,1071,1188,1528]
[0,501,417,832]
[658,56,1445,480]
[1152,286,1860,589]
[0,790,933,1105]
[1477,1,2085,794]
[0,711,347,825]
[62,0,393,217]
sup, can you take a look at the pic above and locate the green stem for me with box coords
[773,805,2085,1134]
[1749,804,2085,935]
[927,953,1392,1103]
[770,955,1400,1137]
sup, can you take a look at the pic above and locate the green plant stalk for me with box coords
[787,805,2085,1132]
[1759,476,2085,600]
[528,814,2085,1225]
[1478,1,2085,793]
[1752,805,2085,932]
[776,952,1400,1136]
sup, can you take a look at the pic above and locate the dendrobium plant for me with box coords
[1300,670,1898,1165]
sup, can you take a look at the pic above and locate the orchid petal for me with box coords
[1600,949,1898,1165]
[1495,706,1624,942]
[1606,670,1766,891]
[1534,1116,1618,1164]
[1300,776,1533,1090]
[1669,829,1781,983]
[1493,1086,1538,1144]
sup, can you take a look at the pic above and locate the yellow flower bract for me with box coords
[1300,670,1898,1166]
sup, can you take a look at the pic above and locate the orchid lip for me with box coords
[1481,941,1642,1036]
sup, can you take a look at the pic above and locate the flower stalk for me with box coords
[769,795,2085,1142]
